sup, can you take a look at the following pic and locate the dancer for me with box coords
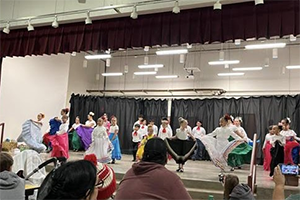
[234,117,251,143]
[50,115,69,159]
[132,124,141,162]
[76,112,96,150]
[191,121,206,161]
[136,125,156,161]
[199,116,244,172]
[133,115,144,129]
[109,116,122,164]
[262,126,274,171]
[149,119,158,135]
[17,113,47,153]
[158,117,173,140]
[165,117,196,173]
[139,119,148,139]
[102,113,111,133]
[68,116,82,151]
[86,118,112,163]
[270,125,285,177]
[280,118,300,165]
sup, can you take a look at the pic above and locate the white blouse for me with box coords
[132,130,142,142]
[57,123,69,135]
[192,126,206,139]
[72,123,81,130]
[176,128,188,140]
[270,134,286,147]
[263,133,273,149]
[158,126,173,140]
[85,120,96,128]
[280,130,296,141]
[92,126,108,141]
[109,125,119,133]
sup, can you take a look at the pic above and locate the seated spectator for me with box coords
[84,154,117,200]
[115,137,191,200]
[38,160,98,200]
[272,165,300,200]
[0,152,25,200]
[223,174,255,200]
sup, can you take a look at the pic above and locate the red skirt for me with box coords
[284,140,299,165]
[49,133,69,159]
[263,141,272,171]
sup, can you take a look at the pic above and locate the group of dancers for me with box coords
[262,118,300,176]
[17,109,299,175]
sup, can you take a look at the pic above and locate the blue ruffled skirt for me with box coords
[109,133,122,160]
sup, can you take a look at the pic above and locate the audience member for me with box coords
[0,152,25,200]
[115,137,191,199]
[223,174,255,200]
[38,160,98,200]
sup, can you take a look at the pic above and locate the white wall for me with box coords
[0,54,71,140]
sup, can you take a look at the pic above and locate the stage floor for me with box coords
[45,152,298,190]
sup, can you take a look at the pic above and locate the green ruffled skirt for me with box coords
[227,136,252,167]
[70,130,83,150]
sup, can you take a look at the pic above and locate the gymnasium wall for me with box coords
[0,54,71,140]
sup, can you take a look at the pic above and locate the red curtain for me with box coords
[0,0,299,57]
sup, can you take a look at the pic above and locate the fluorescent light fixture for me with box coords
[208,60,240,65]
[232,67,263,71]
[218,73,245,76]
[156,75,179,79]
[102,72,123,76]
[156,49,188,55]
[286,65,300,69]
[134,71,157,75]
[245,43,286,50]
[85,54,111,60]
[138,64,164,69]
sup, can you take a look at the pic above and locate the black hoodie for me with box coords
[230,184,255,200]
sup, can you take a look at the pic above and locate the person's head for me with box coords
[196,121,202,127]
[138,115,143,122]
[142,138,167,165]
[134,124,140,131]
[97,118,103,126]
[38,160,98,200]
[148,125,153,135]
[143,119,147,125]
[149,119,155,126]
[179,117,187,129]
[61,108,69,116]
[37,113,45,121]
[88,112,95,120]
[0,152,14,172]
[234,117,242,127]
[161,117,168,127]
[269,125,274,135]
[103,113,108,120]
[75,116,80,124]
[281,118,291,131]
[111,116,117,125]
[272,125,283,135]
[62,115,68,123]
[223,174,239,200]
[219,117,228,127]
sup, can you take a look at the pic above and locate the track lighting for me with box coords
[290,35,296,42]
[124,65,129,74]
[106,58,111,67]
[52,15,59,28]
[85,12,92,24]
[213,0,222,10]
[272,48,278,59]
[130,5,138,19]
[144,46,150,52]
[180,54,185,64]
[255,0,264,5]
[27,19,34,31]
[234,39,241,45]
[3,22,10,34]
[172,1,180,14]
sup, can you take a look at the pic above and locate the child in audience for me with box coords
[223,174,254,200]
[263,125,274,171]
[132,124,141,162]
[270,125,285,177]
[0,152,25,200]
[86,118,112,163]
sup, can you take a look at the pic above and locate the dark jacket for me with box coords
[115,162,191,200]
[230,184,255,200]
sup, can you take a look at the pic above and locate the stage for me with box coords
[42,152,299,200]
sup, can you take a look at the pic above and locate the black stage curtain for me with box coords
[69,94,168,153]
[1,0,299,57]
[171,95,300,163]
